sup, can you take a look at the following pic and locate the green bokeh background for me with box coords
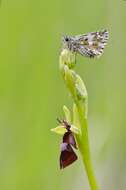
[0,0,126,190]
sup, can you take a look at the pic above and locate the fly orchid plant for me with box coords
[51,29,109,190]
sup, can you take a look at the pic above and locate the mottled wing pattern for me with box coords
[75,30,109,58]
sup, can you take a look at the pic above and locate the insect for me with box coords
[62,29,109,58]
[57,119,78,169]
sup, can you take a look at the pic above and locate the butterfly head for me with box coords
[62,35,72,50]
[62,35,70,42]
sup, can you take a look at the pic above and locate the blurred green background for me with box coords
[0,0,126,190]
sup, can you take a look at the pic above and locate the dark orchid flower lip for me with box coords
[57,119,77,169]
[60,142,68,151]
[63,131,77,149]
[60,143,78,169]
[57,118,78,169]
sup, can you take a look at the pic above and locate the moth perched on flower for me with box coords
[62,29,109,58]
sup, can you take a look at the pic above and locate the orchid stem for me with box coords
[59,49,100,190]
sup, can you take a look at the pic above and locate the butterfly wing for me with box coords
[75,30,109,58]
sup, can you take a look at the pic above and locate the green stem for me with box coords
[76,102,99,190]
[59,49,100,190]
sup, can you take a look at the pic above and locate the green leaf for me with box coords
[50,126,67,135]
[64,65,77,101]
[73,104,81,131]
[70,124,81,134]
[63,105,71,123]
[75,74,88,100]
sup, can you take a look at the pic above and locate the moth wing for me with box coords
[75,30,109,58]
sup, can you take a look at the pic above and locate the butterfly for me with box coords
[57,119,78,169]
[62,29,109,58]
